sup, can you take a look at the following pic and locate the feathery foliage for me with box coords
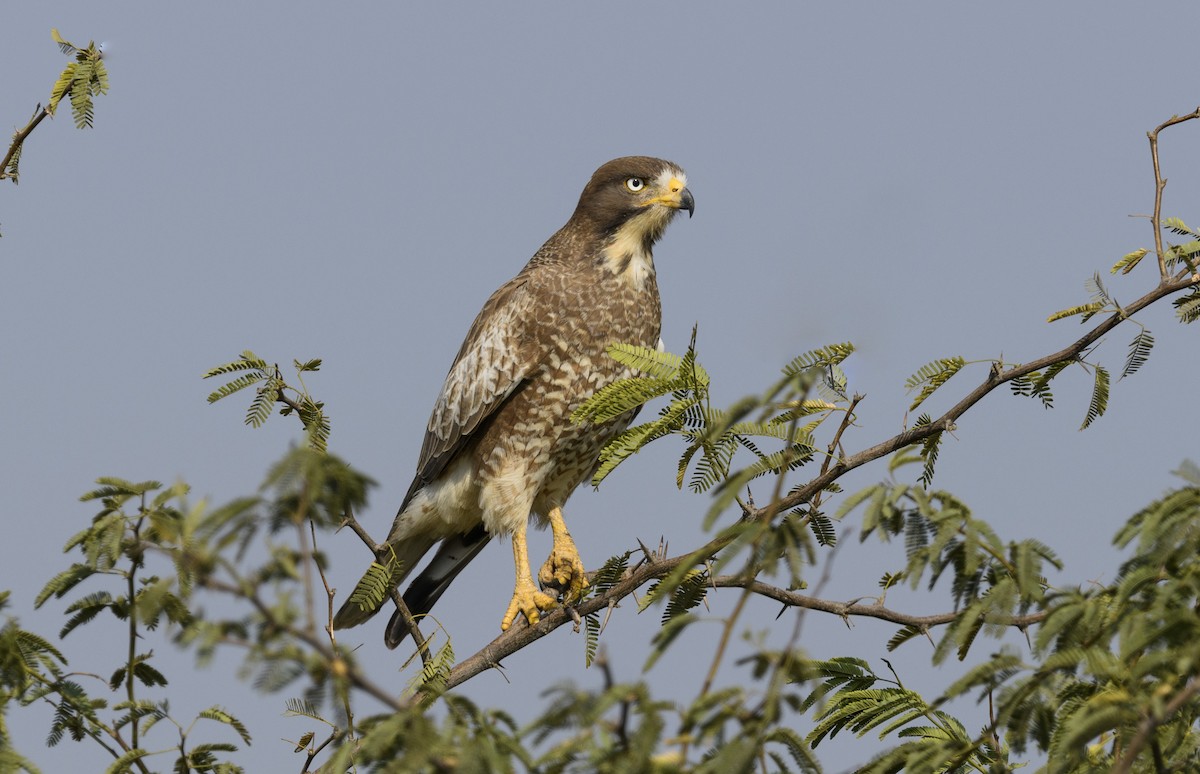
[1120,328,1154,379]
[205,352,331,451]
[582,551,632,667]
[905,357,966,412]
[1111,247,1148,275]
[47,30,109,129]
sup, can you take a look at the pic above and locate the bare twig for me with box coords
[340,507,381,553]
[717,576,1046,631]
[1147,108,1200,280]
[310,522,357,738]
[389,587,433,667]
[302,729,341,774]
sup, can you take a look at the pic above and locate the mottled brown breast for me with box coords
[470,246,662,521]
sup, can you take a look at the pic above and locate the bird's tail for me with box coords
[333,537,435,631]
[384,525,491,649]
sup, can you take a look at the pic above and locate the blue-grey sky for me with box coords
[4,4,1199,771]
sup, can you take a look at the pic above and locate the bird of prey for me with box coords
[334,156,693,648]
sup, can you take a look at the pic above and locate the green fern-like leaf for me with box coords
[1079,364,1109,430]
[12,627,67,675]
[1047,301,1105,323]
[51,28,78,55]
[1111,247,1148,275]
[590,417,677,486]
[572,377,676,425]
[203,351,268,379]
[591,551,631,593]
[1012,358,1073,409]
[905,357,966,412]
[807,511,837,547]
[606,342,688,380]
[59,591,114,638]
[198,706,252,745]
[81,476,163,500]
[3,127,23,183]
[1084,273,1112,306]
[688,438,739,493]
[1163,216,1197,237]
[919,430,941,489]
[36,561,103,607]
[1173,288,1200,324]
[104,747,150,774]
[662,570,709,625]
[583,612,600,667]
[886,625,924,652]
[582,551,630,667]
[205,372,264,404]
[47,61,77,117]
[343,559,402,622]
[735,443,814,483]
[69,60,96,129]
[764,727,821,772]
[296,397,331,452]
[245,380,281,428]
[413,637,455,698]
[1120,329,1154,379]
[782,342,856,376]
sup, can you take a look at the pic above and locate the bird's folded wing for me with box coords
[400,270,549,507]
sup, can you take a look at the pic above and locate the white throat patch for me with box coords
[601,228,655,290]
[599,165,684,291]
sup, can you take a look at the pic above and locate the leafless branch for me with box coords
[714,576,1045,631]
[1147,107,1200,279]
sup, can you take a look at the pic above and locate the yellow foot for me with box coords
[500,576,557,631]
[538,507,590,603]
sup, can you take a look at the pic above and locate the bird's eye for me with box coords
[625,177,645,193]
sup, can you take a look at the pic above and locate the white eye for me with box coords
[625,177,645,193]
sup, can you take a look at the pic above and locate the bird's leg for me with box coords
[501,522,558,631]
[538,506,590,603]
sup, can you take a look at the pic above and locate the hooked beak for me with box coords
[646,175,695,218]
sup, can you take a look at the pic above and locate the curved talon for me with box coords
[538,547,590,602]
[539,506,590,604]
[500,578,557,630]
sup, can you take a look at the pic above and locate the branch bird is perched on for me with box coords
[334,157,694,648]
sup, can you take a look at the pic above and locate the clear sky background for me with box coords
[3,4,1199,771]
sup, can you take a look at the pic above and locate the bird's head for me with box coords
[570,156,694,250]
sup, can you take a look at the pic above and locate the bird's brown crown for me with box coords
[569,156,693,239]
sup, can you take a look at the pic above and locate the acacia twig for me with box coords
[0,105,50,183]
[1147,108,1200,280]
